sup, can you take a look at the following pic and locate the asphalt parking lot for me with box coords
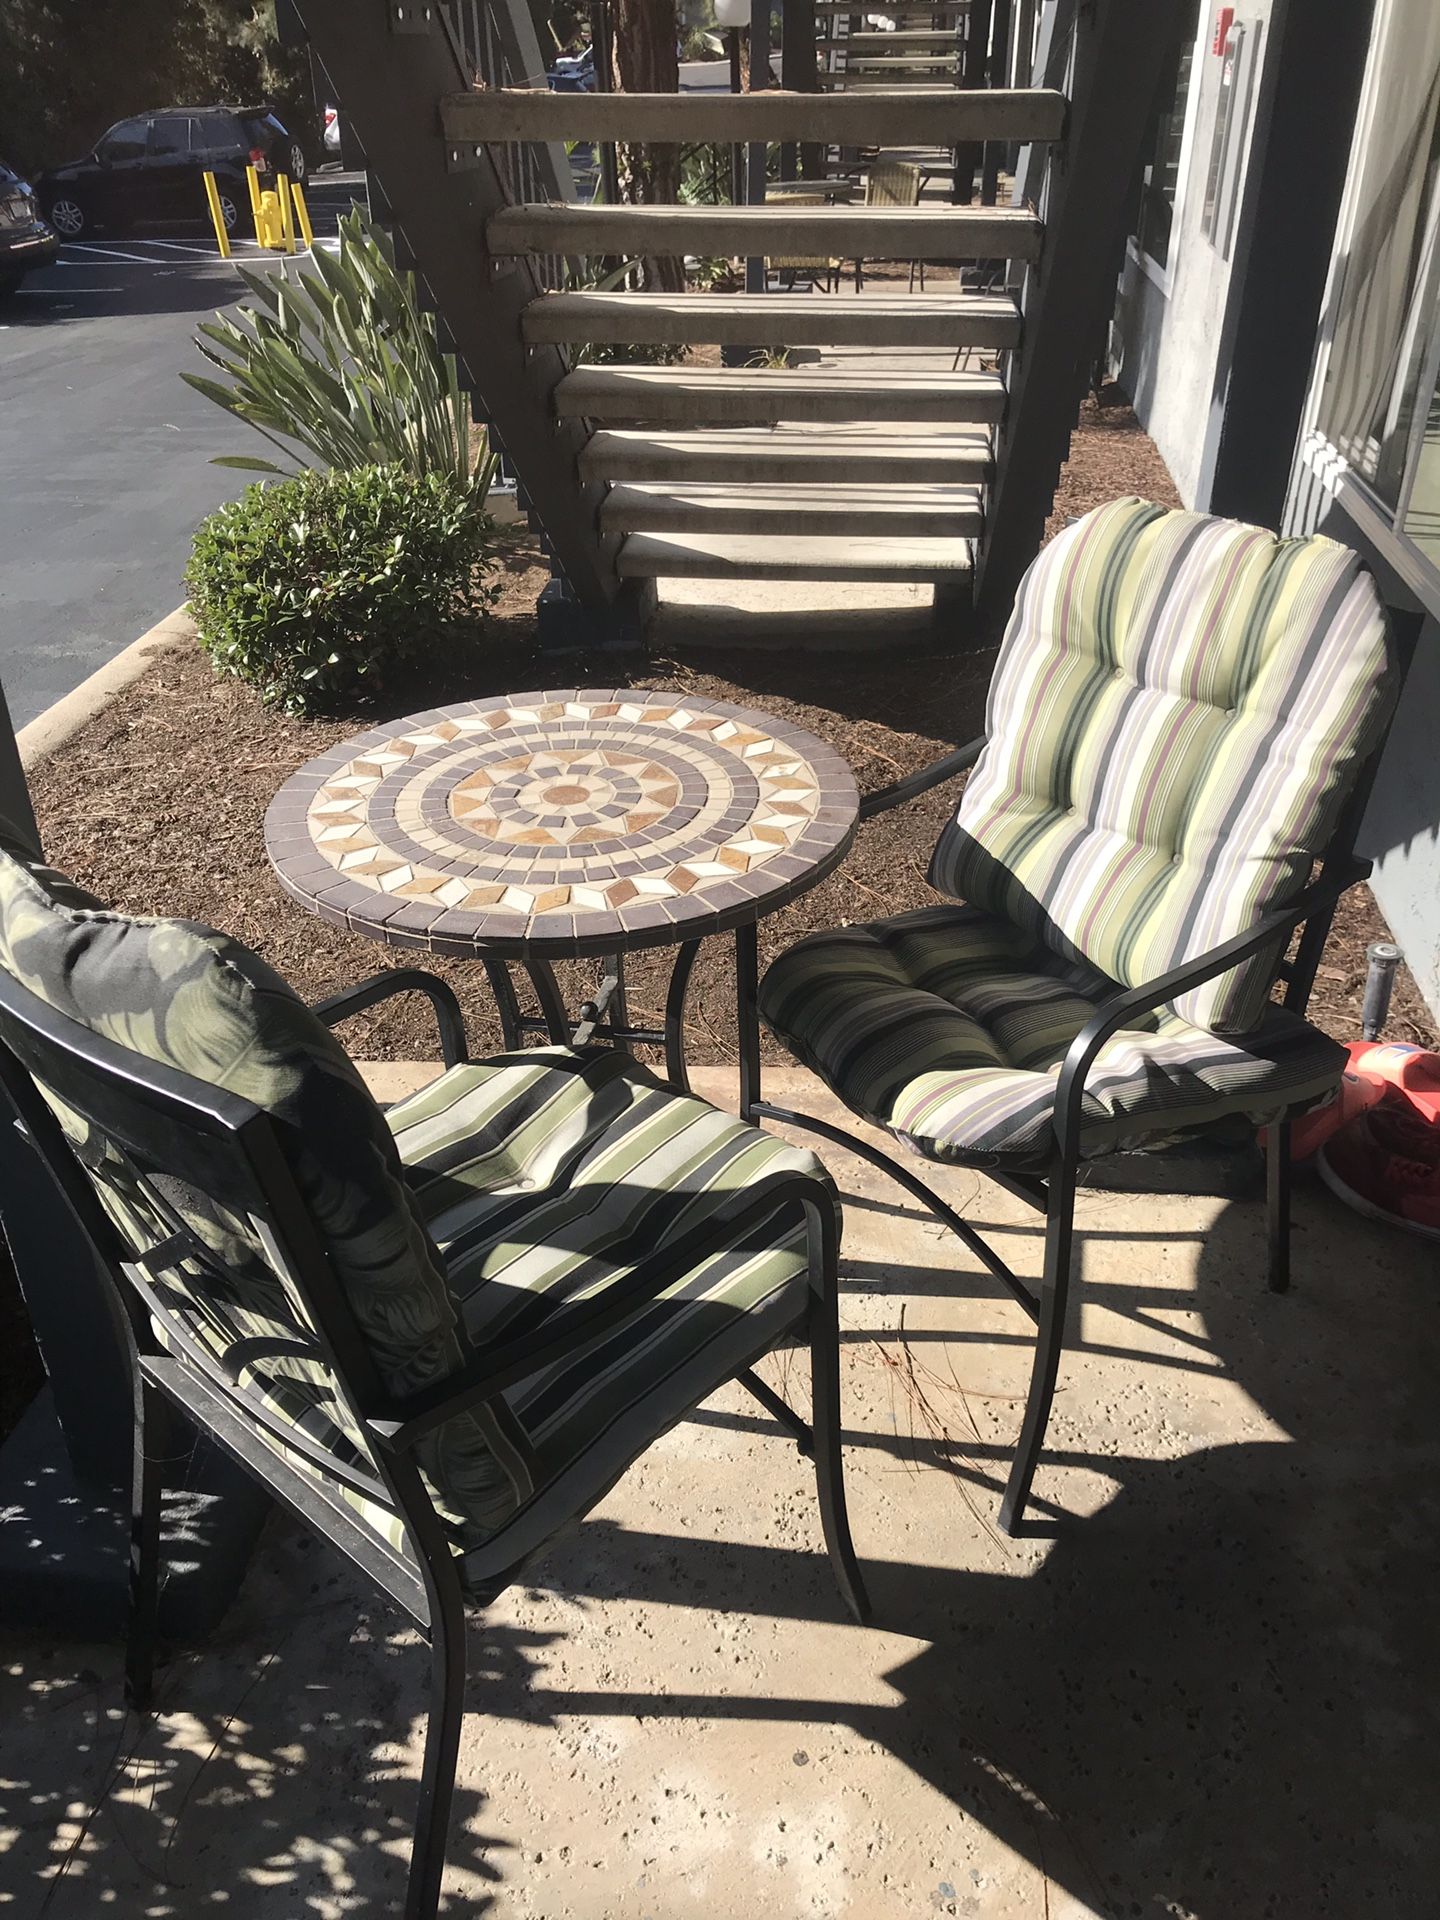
[0,183,359,729]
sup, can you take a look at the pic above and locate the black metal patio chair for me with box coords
[0,839,867,1920]
[757,497,1409,1536]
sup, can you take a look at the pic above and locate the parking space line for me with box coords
[122,238,224,256]
[59,242,187,264]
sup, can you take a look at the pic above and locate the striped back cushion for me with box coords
[931,499,1394,1032]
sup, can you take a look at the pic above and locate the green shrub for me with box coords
[186,465,495,716]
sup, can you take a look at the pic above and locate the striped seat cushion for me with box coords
[931,499,1394,1034]
[165,1047,827,1572]
[759,905,1345,1167]
[393,1048,828,1582]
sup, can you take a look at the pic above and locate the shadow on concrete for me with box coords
[2,1185,1436,1916]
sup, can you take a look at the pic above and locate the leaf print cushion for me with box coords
[0,834,534,1542]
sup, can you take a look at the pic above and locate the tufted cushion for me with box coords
[760,905,1346,1168]
[0,839,533,1543]
[931,499,1395,1033]
[155,1045,825,1572]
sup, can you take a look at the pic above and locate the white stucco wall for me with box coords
[1112,2,1280,506]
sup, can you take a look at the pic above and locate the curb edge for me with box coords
[17,607,195,772]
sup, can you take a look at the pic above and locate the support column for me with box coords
[1198,0,1378,526]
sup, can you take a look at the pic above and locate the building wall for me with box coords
[1112,1,1280,506]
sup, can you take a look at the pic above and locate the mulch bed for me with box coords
[5,397,1433,1440]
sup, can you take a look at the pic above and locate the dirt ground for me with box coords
[26,396,1436,1069]
[6,399,1432,1442]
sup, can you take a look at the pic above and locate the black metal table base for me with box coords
[481,938,710,1097]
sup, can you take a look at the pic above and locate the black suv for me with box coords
[38,107,307,240]
[0,159,57,293]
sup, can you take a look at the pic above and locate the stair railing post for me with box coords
[589,0,621,206]
[977,0,1193,629]
[953,0,994,203]
[745,0,771,298]
[780,0,819,180]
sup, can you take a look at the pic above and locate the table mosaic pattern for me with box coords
[265,689,859,956]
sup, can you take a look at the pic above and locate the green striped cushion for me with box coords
[931,500,1394,1033]
[389,1049,827,1581]
[760,905,1345,1166]
[163,1047,826,1568]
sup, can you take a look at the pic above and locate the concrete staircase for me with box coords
[299,0,1190,637]
[446,84,1059,598]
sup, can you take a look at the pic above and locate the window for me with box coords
[1316,0,1440,564]
[96,119,148,162]
[148,116,195,157]
[1135,1,1200,271]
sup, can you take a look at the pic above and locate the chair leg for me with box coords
[808,1229,870,1625]
[998,1174,1078,1536]
[406,1557,468,1920]
[1267,1118,1292,1294]
[125,1374,168,1713]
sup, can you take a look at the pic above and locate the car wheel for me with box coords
[287,141,307,185]
[47,195,86,238]
[218,191,243,235]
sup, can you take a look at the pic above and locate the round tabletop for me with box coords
[264,688,859,958]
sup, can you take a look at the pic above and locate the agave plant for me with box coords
[182,206,494,502]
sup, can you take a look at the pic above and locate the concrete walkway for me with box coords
[4,1064,1437,1919]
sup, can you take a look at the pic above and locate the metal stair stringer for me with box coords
[975,0,1197,631]
[291,0,620,611]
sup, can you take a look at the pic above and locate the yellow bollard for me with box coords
[201,170,231,259]
[276,173,297,255]
[244,163,263,230]
[290,182,315,252]
[255,189,283,249]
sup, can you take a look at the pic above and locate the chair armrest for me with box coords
[858,734,987,821]
[1050,862,1368,1166]
[365,1173,829,1453]
[311,968,469,1069]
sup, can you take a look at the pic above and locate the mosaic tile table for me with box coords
[265,688,859,1103]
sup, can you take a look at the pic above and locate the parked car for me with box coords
[0,159,57,293]
[38,106,308,240]
[547,46,597,91]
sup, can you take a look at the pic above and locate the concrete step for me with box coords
[600,480,985,536]
[843,54,961,66]
[581,423,994,484]
[826,29,964,44]
[444,87,1065,149]
[523,289,1020,348]
[617,530,973,582]
[491,202,1041,263]
[557,364,1006,424]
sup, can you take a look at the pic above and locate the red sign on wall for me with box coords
[1212,7,1234,55]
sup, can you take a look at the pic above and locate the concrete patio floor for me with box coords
[3,1064,1438,1919]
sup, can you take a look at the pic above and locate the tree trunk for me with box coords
[612,0,684,292]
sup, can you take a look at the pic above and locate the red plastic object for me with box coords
[1284,1041,1440,1161]
[1317,1085,1440,1242]
[1212,7,1234,55]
